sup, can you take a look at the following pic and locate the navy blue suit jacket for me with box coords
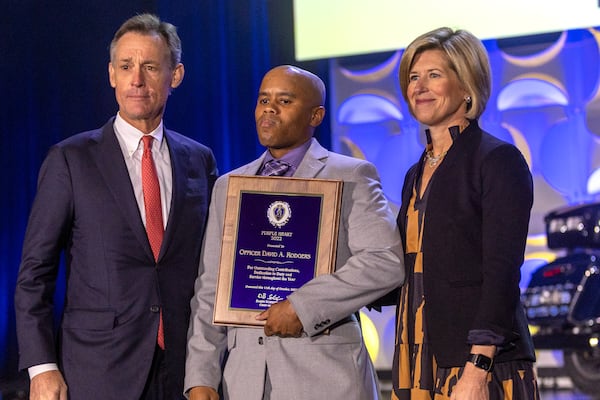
[398,120,535,367]
[15,118,217,399]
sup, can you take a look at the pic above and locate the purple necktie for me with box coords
[260,160,291,176]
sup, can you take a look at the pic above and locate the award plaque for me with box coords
[213,175,343,327]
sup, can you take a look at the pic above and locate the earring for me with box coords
[465,96,472,104]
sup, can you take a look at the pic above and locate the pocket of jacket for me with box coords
[62,308,116,330]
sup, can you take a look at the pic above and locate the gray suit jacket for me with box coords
[185,138,404,400]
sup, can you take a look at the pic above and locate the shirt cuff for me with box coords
[29,363,59,379]
[466,329,505,346]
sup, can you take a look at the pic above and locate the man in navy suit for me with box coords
[14,14,217,400]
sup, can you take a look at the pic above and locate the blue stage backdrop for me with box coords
[0,0,329,379]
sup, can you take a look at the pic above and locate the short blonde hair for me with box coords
[399,27,491,120]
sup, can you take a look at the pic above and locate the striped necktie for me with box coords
[260,160,291,176]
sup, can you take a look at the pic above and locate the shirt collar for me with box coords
[263,138,312,169]
[424,120,472,145]
[114,112,164,156]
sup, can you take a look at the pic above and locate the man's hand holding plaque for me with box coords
[256,299,303,337]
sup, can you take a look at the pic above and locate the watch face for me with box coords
[469,353,493,371]
[479,358,491,369]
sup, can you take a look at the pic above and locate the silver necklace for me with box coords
[425,149,448,168]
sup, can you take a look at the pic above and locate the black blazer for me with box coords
[398,120,535,367]
[14,118,218,399]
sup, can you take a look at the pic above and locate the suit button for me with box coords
[314,324,320,330]
[325,319,330,324]
[150,305,160,313]
[258,337,264,345]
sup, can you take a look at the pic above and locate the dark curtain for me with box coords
[0,0,329,380]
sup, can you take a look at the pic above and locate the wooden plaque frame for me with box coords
[213,175,343,327]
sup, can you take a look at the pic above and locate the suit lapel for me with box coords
[239,156,265,176]
[294,138,328,178]
[92,119,154,260]
[161,130,189,260]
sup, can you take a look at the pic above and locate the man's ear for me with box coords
[170,63,185,89]
[310,106,326,127]
[108,62,116,88]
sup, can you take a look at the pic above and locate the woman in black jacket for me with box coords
[391,27,539,400]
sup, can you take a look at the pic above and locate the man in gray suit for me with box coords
[185,65,404,400]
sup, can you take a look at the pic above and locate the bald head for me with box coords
[266,65,326,106]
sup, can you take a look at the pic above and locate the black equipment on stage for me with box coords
[545,202,600,250]
[521,203,600,395]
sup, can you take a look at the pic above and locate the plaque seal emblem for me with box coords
[267,201,292,228]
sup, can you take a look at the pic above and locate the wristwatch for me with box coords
[468,353,494,372]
